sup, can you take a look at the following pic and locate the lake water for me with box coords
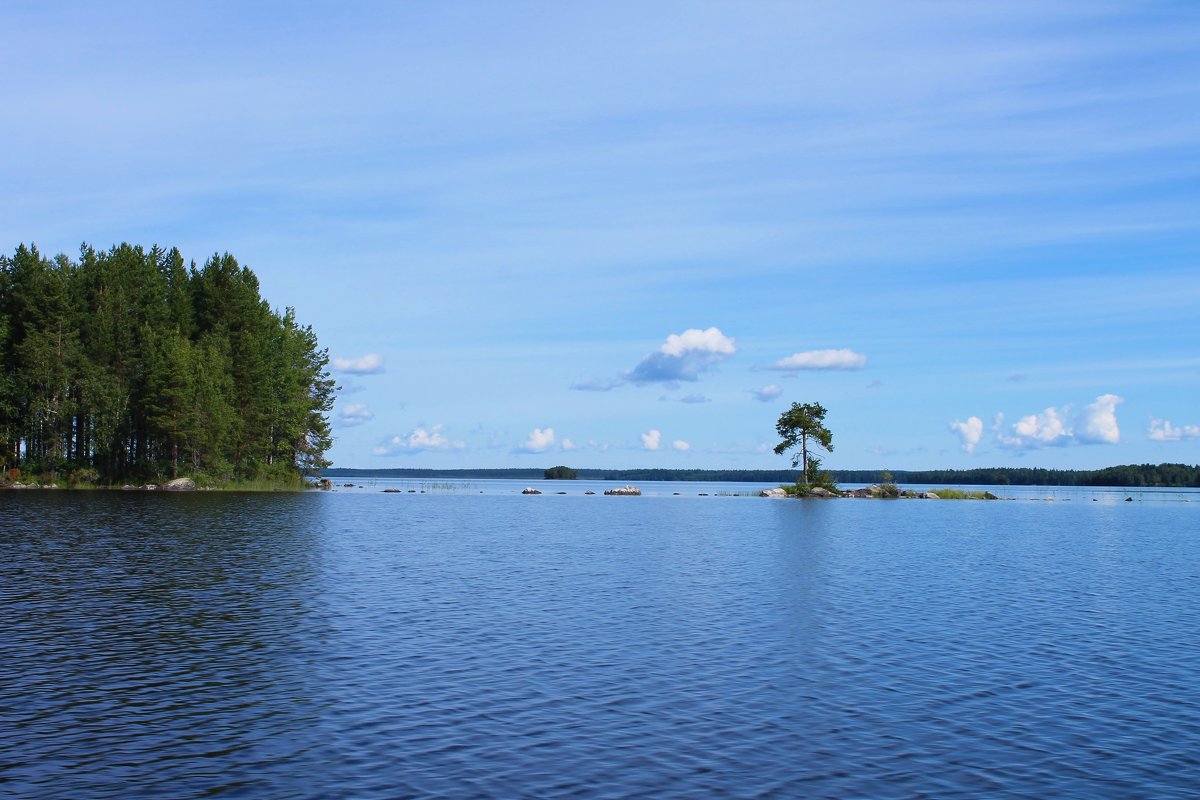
[3,485,1199,798]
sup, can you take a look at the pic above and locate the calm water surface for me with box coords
[3,488,1199,798]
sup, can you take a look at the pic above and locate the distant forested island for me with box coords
[1,243,334,486]
[324,464,1200,488]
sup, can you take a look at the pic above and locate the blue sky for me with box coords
[3,1,1198,470]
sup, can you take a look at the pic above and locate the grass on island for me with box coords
[2,468,313,492]
[928,488,999,500]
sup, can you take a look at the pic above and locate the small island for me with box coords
[544,465,579,480]
[0,243,334,490]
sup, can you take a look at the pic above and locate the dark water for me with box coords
[3,490,1199,798]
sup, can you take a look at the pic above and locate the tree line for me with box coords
[321,465,1200,488]
[0,243,335,485]
[834,464,1200,488]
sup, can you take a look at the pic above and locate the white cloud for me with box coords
[515,427,556,453]
[751,384,782,402]
[996,407,1071,448]
[995,394,1123,449]
[561,437,577,450]
[1148,417,1200,441]
[672,439,690,451]
[641,429,661,450]
[768,348,867,371]
[574,327,736,390]
[372,425,464,455]
[337,403,374,427]
[1076,394,1122,444]
[659,327,736,358]
[331,353,385,374]
[949,416,983,453]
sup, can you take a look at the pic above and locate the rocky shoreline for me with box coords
[4,477,212,492]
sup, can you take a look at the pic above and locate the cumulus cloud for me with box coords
[995,394,1123,449]
[767,348,867,371]
[751,384,782,402]
[949,416,983,453]
[373,425,464,455]
[573,327,736,390]
[337,403,374,427]
[672,439,690,451]
[641,429,662,450]
[331,353,385,374]
[995,408,1071,448]
[627,327,736,385]
[561,438,577,450]
[1147,418,1200,441]
[515,427,556,454]
[1076,394,1123,444]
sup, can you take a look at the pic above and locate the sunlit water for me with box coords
[3,486,1199,798]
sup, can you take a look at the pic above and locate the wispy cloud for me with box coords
[750,384,782,402]
[373,425,465,455]
[1148,417,1200,441]
[574,327,735,390]
[571,377,621,392]
[994,394,1123,450]
[766,349,867,371]
[660,393,712,404]
[331,353,385,375]
[514,427,556,454]
[640,429,661,450]
[671,439,690,451]
[949,416,983,453]
[337,403,374,427]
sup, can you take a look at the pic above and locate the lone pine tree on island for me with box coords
[774,401,834,484]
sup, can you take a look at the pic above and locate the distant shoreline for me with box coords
[322,464,1200,489]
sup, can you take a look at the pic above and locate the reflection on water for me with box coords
[3,490,1199,798]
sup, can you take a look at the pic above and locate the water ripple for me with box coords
[3,491,1199,798]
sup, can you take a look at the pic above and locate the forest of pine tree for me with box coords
[0,243,336,486]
